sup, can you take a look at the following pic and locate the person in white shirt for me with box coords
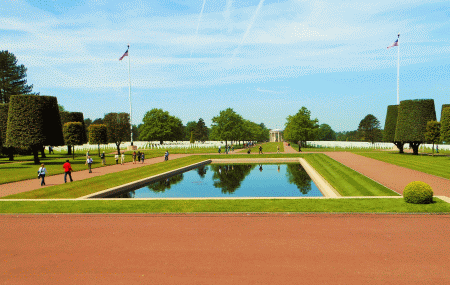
[115,153,119,164]
[38,163,47,186]
[121,152,125,165]
[85,156,93,173]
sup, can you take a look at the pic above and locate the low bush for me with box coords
[403,181,433,204]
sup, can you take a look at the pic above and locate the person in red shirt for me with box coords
[63,160,73,183]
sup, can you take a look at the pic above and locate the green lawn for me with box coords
[2,156,207,199]
[304,154,399,196]
[358,152,450,179]
[248,142,284,153]
[0,198,448,213]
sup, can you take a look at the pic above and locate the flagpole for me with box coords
[127,44,133,146]
[397,33,400,105]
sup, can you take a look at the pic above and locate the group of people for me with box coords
[37,149,171,186]
[218,145,234,154]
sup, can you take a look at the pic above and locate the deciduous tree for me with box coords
[104,112,131,155]
[63,122,84,159]
[139,109,183,144]
[358,114,382,143]
[88,124,108,157]
[424,120,440,156]
[284,107,319,147]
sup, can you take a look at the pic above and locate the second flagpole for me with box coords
[128,44,133,146]
[397,33,400,105]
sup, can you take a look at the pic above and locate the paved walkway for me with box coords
[0,154,191,198]
[1,213,449,284]
[326,152,450,197]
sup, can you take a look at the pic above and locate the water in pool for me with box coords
[107,164,323,198]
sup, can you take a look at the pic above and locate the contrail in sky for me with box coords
[230,0,265,62]
[191,0,207,57]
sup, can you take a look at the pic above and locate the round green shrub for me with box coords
[403,181,433,204]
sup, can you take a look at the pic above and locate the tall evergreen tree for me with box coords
[358,114,382,143]
[0,51,36,103]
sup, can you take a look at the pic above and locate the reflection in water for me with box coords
[285,164,312,194]
[197,166,207,178]
[259,164,263,172]
[115,190,136,198]
[278,165,280,172]
[211,164,256,194]
[146,173,184,193]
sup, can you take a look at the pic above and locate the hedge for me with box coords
[383,105,398,142]
[441,104,450,121]
[394,99,436,142]
[60,111,87,144]
[0,103,8,148]
[41,96,64,146]
[440,107,450,143]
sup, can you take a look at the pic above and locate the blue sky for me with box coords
[1,0,449,131]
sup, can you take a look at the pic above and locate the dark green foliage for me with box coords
[132,124,140,141]
[395,99,436,155]
[41,96,64,146]
[0,103,8,151]
[88,124,107,156]
[210,108,244,147]
[211,164,255,193]
[6,95,46,149]
[184,121,197,141]
[403,181,433,204]
[383,105,398,142]
[284,107,319,145]
[285,164,312,194]
[440,107,450,144]
[441,104,450,121]
[104,112,131,155]
[317,124,336,141]
[0,50,35,103]
[358,114,382,143]
[189,131,194,143]
[60,111,87,143]
[335,130,360,141]
[139,109,184,144]
[63,122,84,159]
[194,118,209,141]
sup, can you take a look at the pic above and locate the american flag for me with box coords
[119,47,129,60]
[387,39,399,49]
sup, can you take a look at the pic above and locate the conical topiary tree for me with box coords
[394,99,436,155]
[441,104,450,122]
[383,105,404,153]
[0,103,13,160]
[440,107,450,144]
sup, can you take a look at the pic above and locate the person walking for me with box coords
[63,160,73,183]
[141,152,145,164]
[218,146,221,154]
[121,152,125,165]
[164,150,169,161]
[259,145,263,154]
[132,151,137,164]
[137,151,141,162]
[86,150,90,159]
[85,156,93,173]
[277,145,280,154]
[101,151,106,165]
[114,153,119,164]
[38,163,46,186]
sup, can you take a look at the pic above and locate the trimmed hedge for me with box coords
[5,95,46,149]
[41,96,64,146]
[88,124,108,145]
[441,104,450,121]
[403,181,433,204]
[440,107,450,143]
[63,122,84,146]
[60,111,87,143]
[395,99,436,142]
[0,103,8,149]
[383,105,398,142]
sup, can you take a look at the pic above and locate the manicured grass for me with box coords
[0,198,448,213]
[358,152,450,179]
[0,150,133,185]
[248,142,284,153]
[304,154,399,196]
[2,156,207,199]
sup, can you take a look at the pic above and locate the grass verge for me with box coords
[0,198,448,213]
[2,156,206,199]
[304,154,399,196]
[358,152,450,179]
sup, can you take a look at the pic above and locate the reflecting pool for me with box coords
[106,164,323,198]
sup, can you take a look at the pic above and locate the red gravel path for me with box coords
[326,152,450,197]
[1,213,449,284]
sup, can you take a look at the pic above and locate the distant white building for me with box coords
[269,129,283,142]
